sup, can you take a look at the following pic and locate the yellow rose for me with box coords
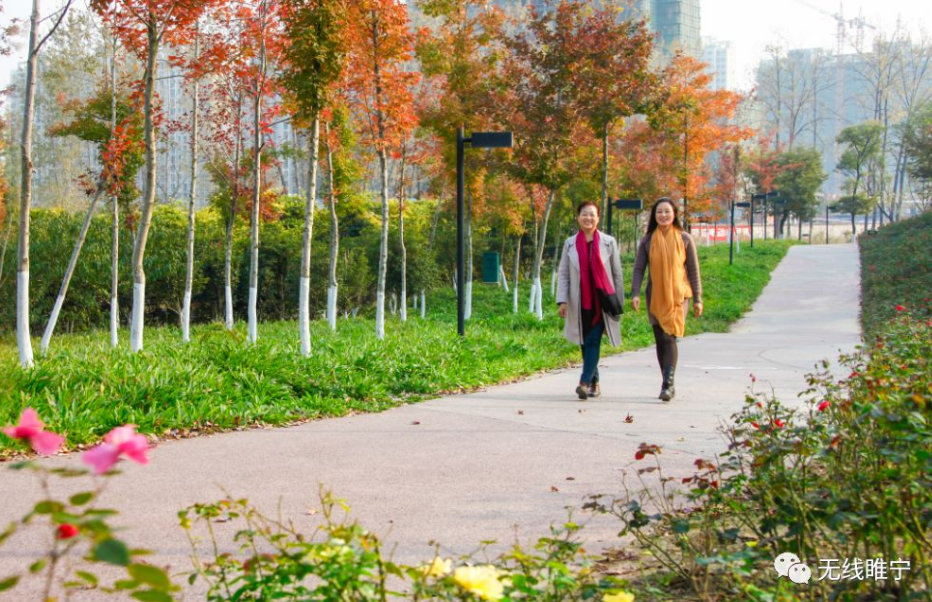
[603,591,635,602]
[421,557,452,577]
[453,565,504,601]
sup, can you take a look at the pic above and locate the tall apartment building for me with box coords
[636,0,702,60]
[701,36,735,90]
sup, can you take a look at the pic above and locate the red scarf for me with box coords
[576,230,615,321]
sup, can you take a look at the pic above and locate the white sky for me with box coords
[0,0,929,91]
[702,0,931,90]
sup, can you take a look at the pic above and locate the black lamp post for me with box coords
[456,128,513,336]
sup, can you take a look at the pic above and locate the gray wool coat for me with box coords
[556,233,625,346]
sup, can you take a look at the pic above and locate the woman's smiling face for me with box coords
[577,205,599,232]
[655,201,675,227]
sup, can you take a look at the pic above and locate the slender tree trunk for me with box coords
[40,181,106,353]
[129,20,161,353]
[376,148,389,339]
[224,134,241,330]
[532,190,557,320]
[528,217,538,313]
[248,70,264,344]
[325,124,339,331]
[109,31,119,348]
[398,146,407,323]
[16,0,41,367]
[464,189,472,321]
[182,34,200,343]
[421,194,443,318]
[299,116,320,356]
[600,121,609,224]
[512,233,522,314]
[550,233,559,296]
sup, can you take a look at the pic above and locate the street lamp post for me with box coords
[456,128,513,337]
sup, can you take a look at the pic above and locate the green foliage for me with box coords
[584,241,932,600]
[858,211,932,338]
[902,101,932,193]
[772,147,826,222]
[0,461,178,600]
[280,0,345,122]
[182,491,611,602]
[0,241,788,455]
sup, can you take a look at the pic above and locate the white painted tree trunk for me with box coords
[16,0,40,368]
[299,118,320,356]
[17,272,32,367]
[528,283,536,313]
[535,279,544,320]
[41,182,106,353]
[109,33,119,349]
[420,290,426,318]
[530,190,557,321]
[182,36,199,344]
[327,285,337,331]
[130,22,161,353]
[325,123,339,333]
[131,282,145,352]
[500,265,509,293]
[247,41,265,345]
[512,234,521,314]
[375,149,389,340]
[465,281,472,320]
[224,283,234,330]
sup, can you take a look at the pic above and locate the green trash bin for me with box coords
[481,251,501,283]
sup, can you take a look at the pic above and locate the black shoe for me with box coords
[659,366,676,401]
[575,385,588,400]
[588,382,601,398]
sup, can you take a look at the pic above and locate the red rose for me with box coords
[895,305,906,311]
[774,419,786,428]
[817,400,831,412]
[56,524,79,540]
[634,450,646,460]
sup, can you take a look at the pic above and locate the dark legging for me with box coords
[652,324,678,371]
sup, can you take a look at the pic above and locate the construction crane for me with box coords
[789,0,876,52]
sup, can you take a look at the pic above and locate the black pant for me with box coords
[652,324,677,372]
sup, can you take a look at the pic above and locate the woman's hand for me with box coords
[693,302,703,318]
[558,303,567,318]
[631,297,640,313]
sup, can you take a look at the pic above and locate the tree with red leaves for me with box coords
[498,0,588,320]
[344,0,418,340]
[90,0,224,352]
[280,0,344,355]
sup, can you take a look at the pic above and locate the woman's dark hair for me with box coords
[576,201,600,216]
[646,197,681,234]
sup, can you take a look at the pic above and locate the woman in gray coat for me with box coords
[556,202,625,400]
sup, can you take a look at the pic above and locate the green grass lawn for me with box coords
[859,211,932,338]
[0,240,791,456]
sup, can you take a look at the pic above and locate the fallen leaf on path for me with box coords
[578,409,586,413]
[518,410,524,415]
[566,477,575,481]
[624,414,634,423]
[550,486,560,492]
[411,421,421,425]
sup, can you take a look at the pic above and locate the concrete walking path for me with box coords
[0,243,861,590]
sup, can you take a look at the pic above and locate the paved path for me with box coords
[0,244,861,595]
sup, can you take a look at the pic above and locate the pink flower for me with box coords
[56,524,79,540]
[82,425,149,475]
[817,400,831,412]
[2,408,44,439]
[1,408,64,456]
